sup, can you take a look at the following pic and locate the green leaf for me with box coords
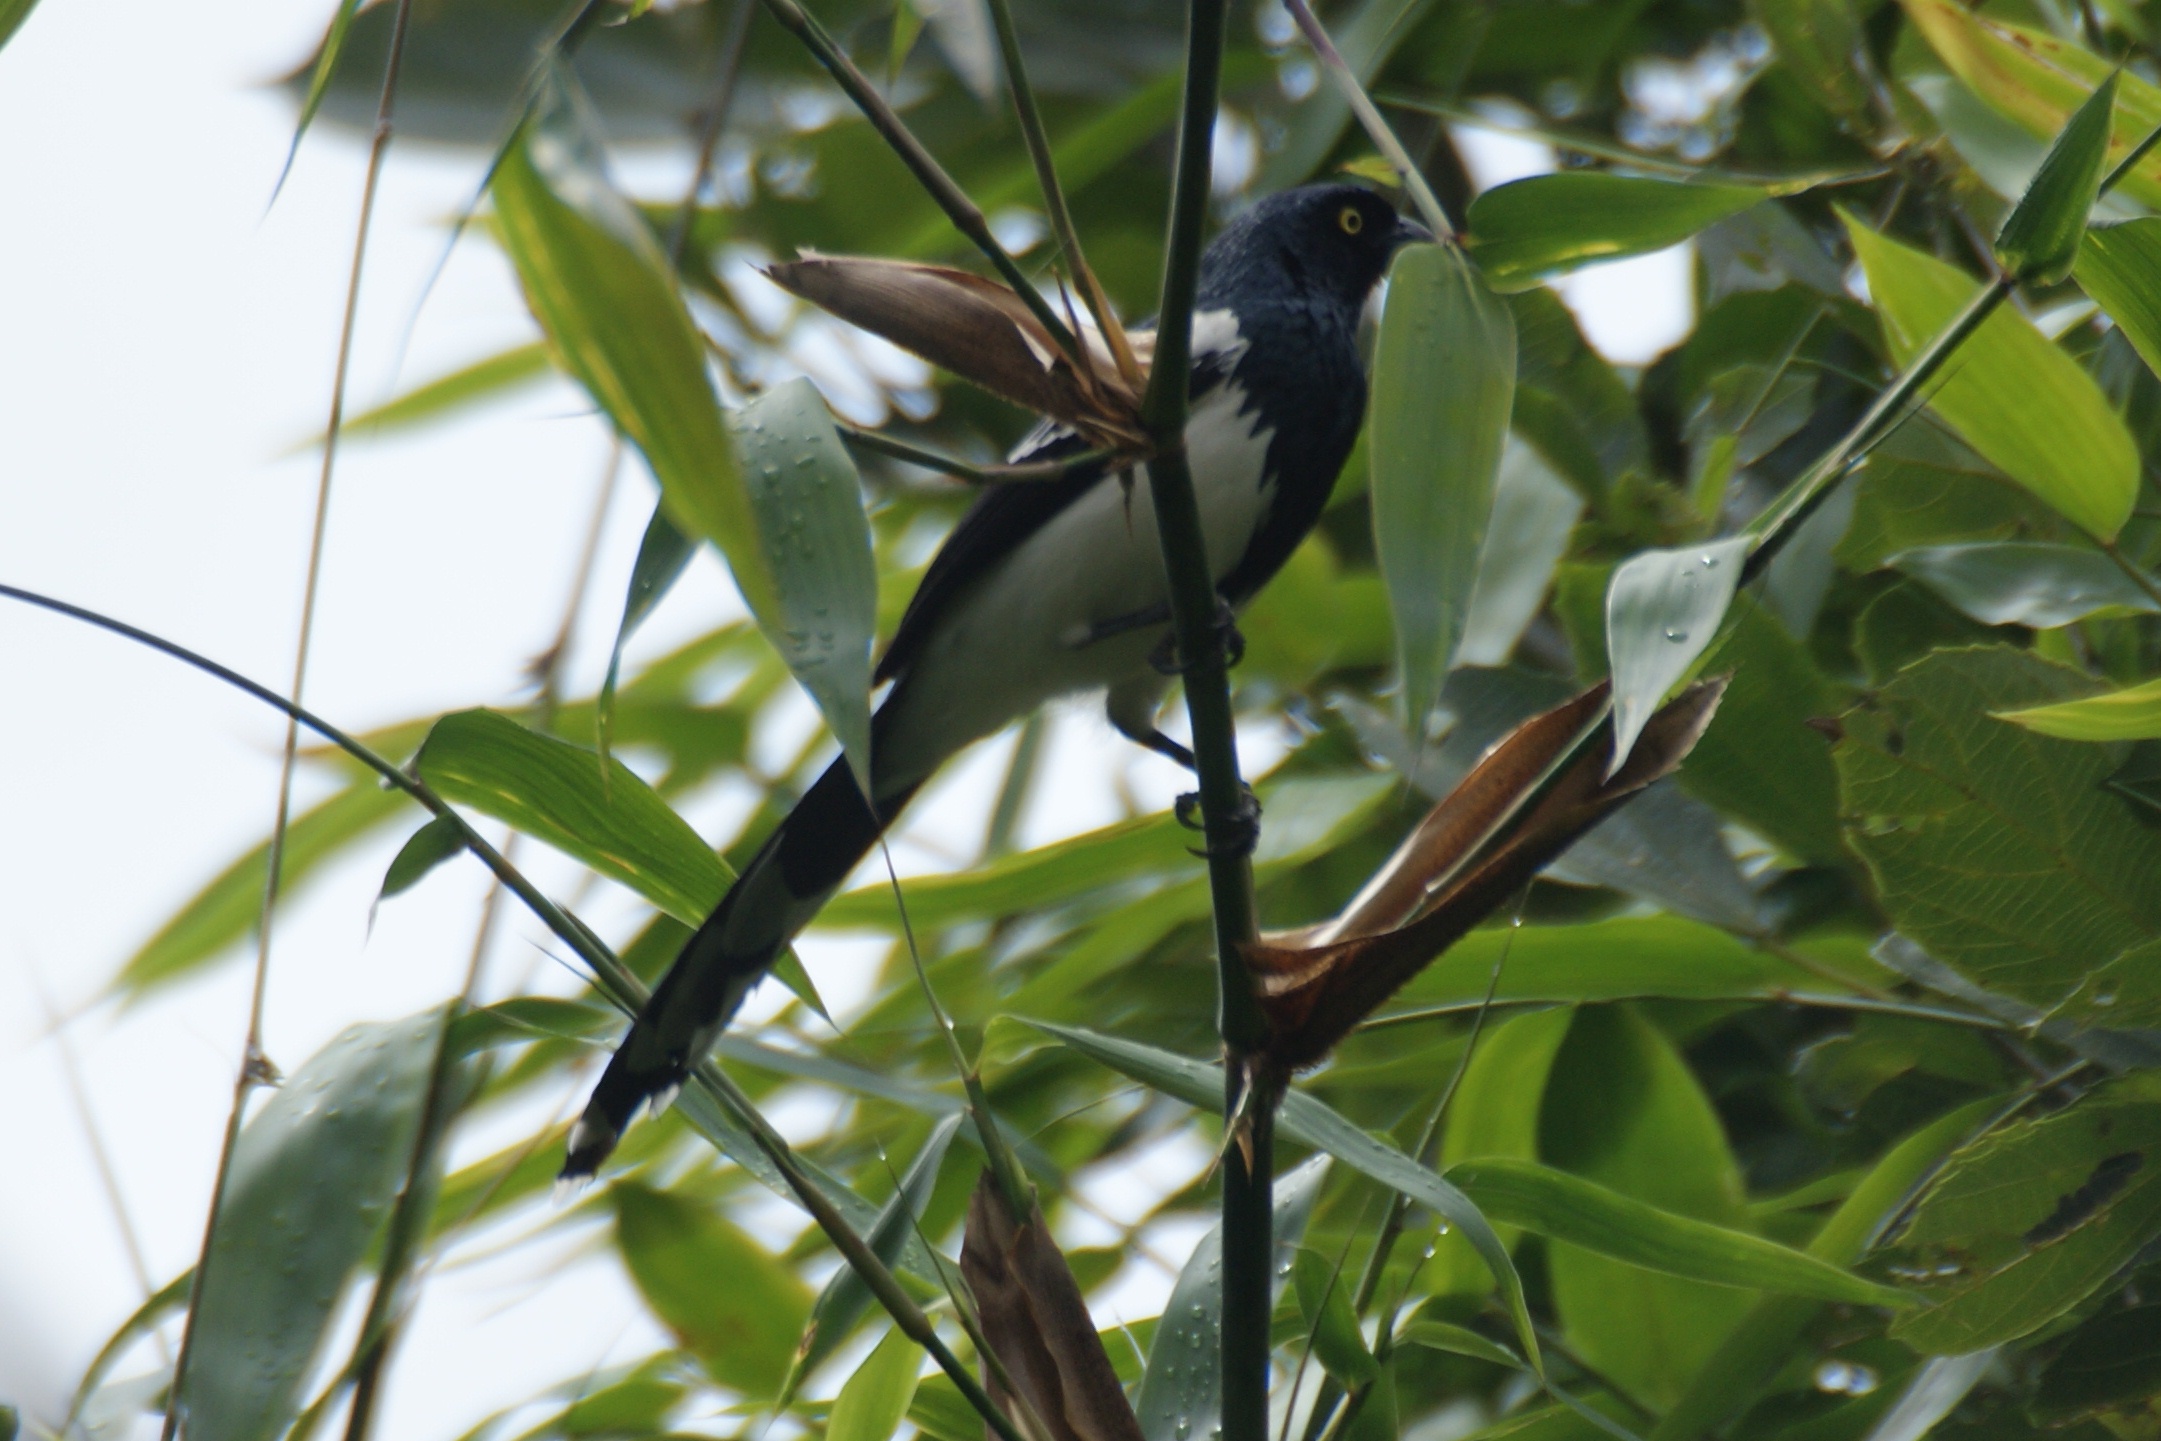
[1260,0,1441,189]
[1888,1074,2161,1352]
[1835,647,2161,1007]
[1448,1158,1909,1306]
[1397,1321,1526,1371]
[1891,542,2159,629]
[786,1114,962,1399]
[1467,176,1771,291]
[377,814,467,904]
[180,1011,443,1441]
[491,73,776,621]
[1996,674,2161,740]
[1996,72,2118,284]
[1842,214,2139,539]
[1135,1155,1328,1441]
[2077,219,2161,381]
[319,342,555,450]
[598,504,697,763]
[1456,440,1584,667]
[2048,937,2161,1030]
[1033,1022,1541,1371]
[1370,242,1516,737]
[2034,1303,2161,1420]
[1293,1248,1379,1384]
[1899,0,2161,210]
[417,708,723,922]
[728,378,879,792]
[612,1180,811,1394]
[116,780,407,995]
[1752,0,1875,123]
[1538,1007,1758,1409]
[1603,536,1749,775]
[827,1326,923,1441]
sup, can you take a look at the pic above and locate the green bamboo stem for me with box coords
[1137,2,1273,1436]
[750,0,1085,368]
[0,581,1028,1441]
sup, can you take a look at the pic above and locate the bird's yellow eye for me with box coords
[1338,205,1365,235]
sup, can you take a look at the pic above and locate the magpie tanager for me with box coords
[563,183,1429,1178]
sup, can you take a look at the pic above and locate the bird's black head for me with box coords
[1197,183,1430,312]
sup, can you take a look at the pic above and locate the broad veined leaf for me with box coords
[1835,647,2161,1008]
[826,1327,924,1441]
[612,1181,811,1394]
[416,708,723,925]
[1842,214,2138,539]
[1893,542,2159,629]
[1888,1074,2161,1352]
[1449,1158,1908,1306]
[1899,0,2161,210]
[491,73,778,621]
[1997,675,2161,741]
[1371,241,1516,739]
[1603,536,1749,775]
[179,1011,443,1441]
[1134,1155,1327,1441]
[1539,1006,1757,1409]
[2078,219,2161,381]
[1467,175,1771,291]
[1995,72,2117,285]
[728,379,879,791]
[116,780,407,995]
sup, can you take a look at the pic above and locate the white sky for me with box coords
[0,3,1689,1434]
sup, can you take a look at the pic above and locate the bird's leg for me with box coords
[1106,675,1193,769]
[1148,594,1245,676]
[1066,599,1172,649]
[1174,783,1262,858]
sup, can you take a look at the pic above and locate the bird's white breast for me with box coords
[875,311,1275,790]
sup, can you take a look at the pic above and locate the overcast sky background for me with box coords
[0,3,1689,1434]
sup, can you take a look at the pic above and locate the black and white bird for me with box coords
[563,182,1428,1178]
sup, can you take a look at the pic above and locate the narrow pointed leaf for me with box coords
[1447,1159,1910,1306]
[491,74,777,621]
[1467,176,1771,291]
[1604,537,1748,775]
[179,1011,442,1441]
[597,504,697,762]
[1996,72,2117,284]
[416,708,723,923]
[2076,218,2161,379]
[271,0,365,197]
[828,1327,925,1441]
[730,379,879,793]
[1135,1156,1328,1441]
[377,814,467,903]
[1371,242,1516,739]
[1398,1322,1525,1370]
[1292,1249,1379,1384]
[613,1181,811,1394]
[0,0,41,52]
[1843,215,2138,538]
[315,342,555,450]
[1995,675,2161,740]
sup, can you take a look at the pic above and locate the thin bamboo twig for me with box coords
[750,0,1086,367]
[1281,0,1453,239]
[161,4,417,1433]
[0,582,1029,1441]
[836,421,1117,484]
[981,0,1139,388]
[1135,3,1275,1436]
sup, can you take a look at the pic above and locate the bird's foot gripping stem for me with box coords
[1149,595,1245,676]
[1175,782,1262,858]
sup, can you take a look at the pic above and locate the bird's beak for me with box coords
[1392,214,1436,248]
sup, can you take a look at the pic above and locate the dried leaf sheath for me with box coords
[960,1174,1146,1441]
[764,254,1147,447]
[1248,679,1729,1071]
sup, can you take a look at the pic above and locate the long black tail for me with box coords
[564,749,918,1177]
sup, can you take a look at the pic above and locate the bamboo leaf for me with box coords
[1603,537,1749,776]
[1995,72,2118,284]
[1451,1159,1910,1306]
[1995,675,2161,740]
[1370,242,1516,738]
[179,1011,443,1441]
[1892,542,2159,628]
[828,1327,925,1441]
[612,1181,811,1395]
[730,379,879,792]
[598,504,697,762]
[2077,218,2161,379]
[1843,214,2138,539]
[376,814,467,904]
[1134,1156,1328,1441]
[0,0,40,53]
[416,708,723,925]
[1467,176,1772,291]
[313,342,555,450]
[1398,1321,1525,1370]
[1292,1249,1379,1384]
[491,71,778,621]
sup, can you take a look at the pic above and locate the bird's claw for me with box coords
[1175,783,1262,858]
[1149,598,1245,676]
